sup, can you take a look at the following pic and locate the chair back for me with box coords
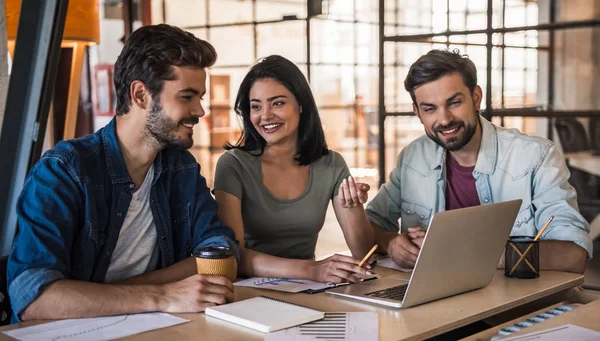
[555,117,590,153]
[589,117,600,151]
[0,256,11,325]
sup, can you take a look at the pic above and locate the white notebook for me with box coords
[205,296,324,333]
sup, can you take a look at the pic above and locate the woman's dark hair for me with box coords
[114,24,217,116]
[404,49,477,104]
[227,55,328,166]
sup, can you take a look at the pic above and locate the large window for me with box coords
[160,0,600,188]
[379,0,600,183]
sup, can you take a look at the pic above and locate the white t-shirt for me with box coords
[104,164,159,283]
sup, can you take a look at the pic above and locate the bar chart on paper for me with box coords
[265,312,378,341]
[234,277,334,293]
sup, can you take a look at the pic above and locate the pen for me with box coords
[358,245,378,268]
[509,215,554,275]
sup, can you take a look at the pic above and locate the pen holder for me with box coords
[505,236,539,279]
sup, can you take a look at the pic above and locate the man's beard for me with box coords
[426,109,478,152]
[144,101,197,150]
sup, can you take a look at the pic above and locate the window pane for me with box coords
[165,0,206,27]
[209,0,252,25]
[257,21,306,64]
[311,20,354,64]
[211,25,255,66]
[256,0,305,22]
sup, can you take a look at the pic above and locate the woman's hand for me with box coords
[307,254,372,284]
[338,176,370,208]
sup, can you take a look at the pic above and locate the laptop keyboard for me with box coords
[365,283,408,301]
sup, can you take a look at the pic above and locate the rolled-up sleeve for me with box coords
[191,166,240,263]
[532,145,593,258]
[366,156,404,233]
[8,156,81,322]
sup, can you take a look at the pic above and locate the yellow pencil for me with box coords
[358,245,378,268]
[509,215,554,275]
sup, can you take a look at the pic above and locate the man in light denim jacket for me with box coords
[365,50,591,273]
[7,25,239,322]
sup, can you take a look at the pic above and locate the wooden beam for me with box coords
[63,42,85,140]
[122,0,134,41]
[141,0,152,26]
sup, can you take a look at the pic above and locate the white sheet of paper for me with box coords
[374,255,413,272]
[265,312,378,341]
[502,324,600,341]
[3,313,188,341]
[234,277,335,293]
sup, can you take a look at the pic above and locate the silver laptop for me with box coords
[327,200,522,308]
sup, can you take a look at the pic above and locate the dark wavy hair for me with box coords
[227,55,328,166]
[114,24,217,116]
[404,49,477,104]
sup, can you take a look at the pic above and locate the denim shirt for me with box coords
[7,118,239,322]
[366,116,592,257]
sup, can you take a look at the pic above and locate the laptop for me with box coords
[327,199,522,308]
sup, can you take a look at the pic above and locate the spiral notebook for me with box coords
[205,296,324,333]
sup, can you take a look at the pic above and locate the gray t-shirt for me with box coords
[104,164,159,283]
[214,149,350,259]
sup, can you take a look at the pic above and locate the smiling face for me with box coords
[144,66,207,149]
[412,72,482,151]
[249,78,301,147]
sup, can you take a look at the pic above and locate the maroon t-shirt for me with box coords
[445,154,480,210]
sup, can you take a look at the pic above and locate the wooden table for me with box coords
[564,151,600,176]
[0,269,584,341]
[463,299,600,340]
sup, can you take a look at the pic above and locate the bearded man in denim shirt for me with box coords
[7,24,239,322]
[341,49,591,273]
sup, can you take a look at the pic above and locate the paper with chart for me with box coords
[2,313,188,341]
[374,255,412,272]
[265,312,378,341]
[234,277,334,293]
[234,274,379,294]
[502,324,600,341]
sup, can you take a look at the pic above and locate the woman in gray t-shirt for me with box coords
[214,55,374,284]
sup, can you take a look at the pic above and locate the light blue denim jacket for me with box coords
[366,116,592,257]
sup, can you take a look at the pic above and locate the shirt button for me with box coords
[129,183,135,189]
[117,212,122,217]
[106,251,111,256]
[407,210,412,214]
[484,199,489,203]
[161,235,167,240]
[420,215,425,219]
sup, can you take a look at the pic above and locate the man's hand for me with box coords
[160,274,234,313]
[338,176,370,208]
[407,227,426,248]
[387,232,422,268]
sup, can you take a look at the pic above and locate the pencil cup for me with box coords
[194,246,238,282]
[504,236,539,279]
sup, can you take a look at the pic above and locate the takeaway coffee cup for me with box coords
[193,246,237,282]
